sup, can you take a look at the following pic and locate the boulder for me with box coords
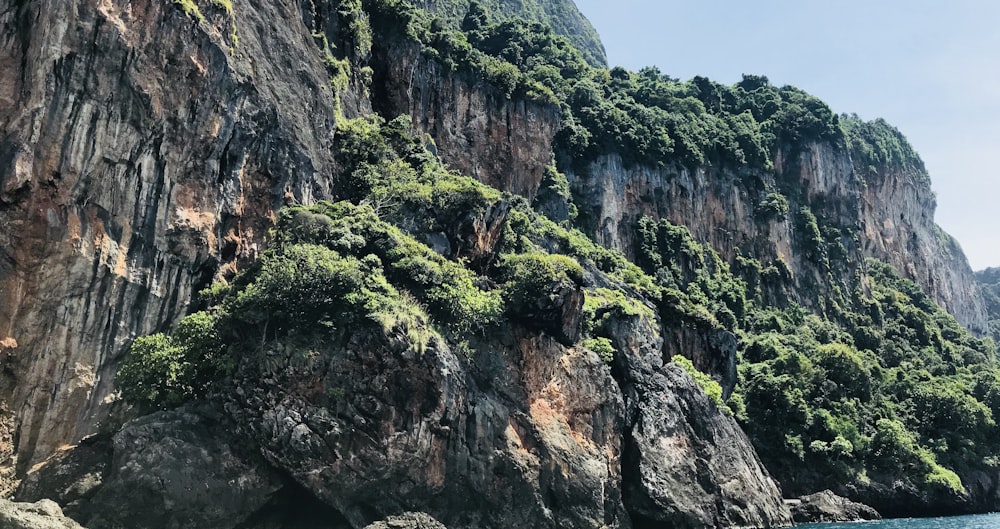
[790,489,880,523]
[0,499,85,529]
[362,512,448,529]
[18,405,285,529]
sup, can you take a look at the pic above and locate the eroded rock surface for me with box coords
[790,490,880,523]
[607,313,792,529]
[362,512,448,529]
[0,0,341,471]
[566,144,987,335]
[20,405,285,529]
[0,499,85,529]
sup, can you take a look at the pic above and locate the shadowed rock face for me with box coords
[223,320,630,529]
[605,313,791,529]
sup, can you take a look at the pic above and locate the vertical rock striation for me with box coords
[565,141,987,334]
[0,0,340,469]
[371,39,560,200]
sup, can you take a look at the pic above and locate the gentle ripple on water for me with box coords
[796,513,1000,529]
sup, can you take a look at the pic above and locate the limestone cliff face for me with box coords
[565,141,988,334]
[0,0,555,479]
[0,0,341,470]
[859,166,987,334]
[371,39,560,199]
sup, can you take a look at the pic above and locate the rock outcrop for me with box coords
[20,326,792,529]
[837,478,969,519]
[789,490,880,523]
[18,405,289,529]
[372,40,560,200]
[222,315,630,529]
[362,512,448,529]
[606,313,791,529]
[0,499,85,529]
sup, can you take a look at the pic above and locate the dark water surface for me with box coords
[797,513,1000,529]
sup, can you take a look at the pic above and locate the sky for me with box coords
[573,0,1000,270]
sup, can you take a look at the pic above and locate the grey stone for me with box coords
[0,499,85,529]
[362,512,448,529]
[791,490,880,523]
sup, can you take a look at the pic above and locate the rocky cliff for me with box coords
[0,0,995,527]
[565,141,988,335]
[0,0,349,474]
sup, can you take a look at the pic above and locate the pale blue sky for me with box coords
[574,0,1000,269]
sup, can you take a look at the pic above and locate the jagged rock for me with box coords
[373,39,560,200]
[447,201,510,272]
[961,469,1000,514]
[607,313,793,529]
[790,490,880,523]
[0,499,85,529]
[526,281,585,346]
[624,365,792,528]
[224,317,630,529]
[662,327,738,399]
[362,512,448,529]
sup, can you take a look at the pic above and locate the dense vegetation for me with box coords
[410,0,606,67]
[629,214,1000,496]
[120,0,999,508]
[363,0,926,184]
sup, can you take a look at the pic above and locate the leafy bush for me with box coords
[842,114,928,182]
[118,311,225,410]
[498,251,583,314]
[272,202,503,336]
[583,337,615,363]
[673,354,724,408]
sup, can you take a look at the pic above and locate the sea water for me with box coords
[797,513,1000,529]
